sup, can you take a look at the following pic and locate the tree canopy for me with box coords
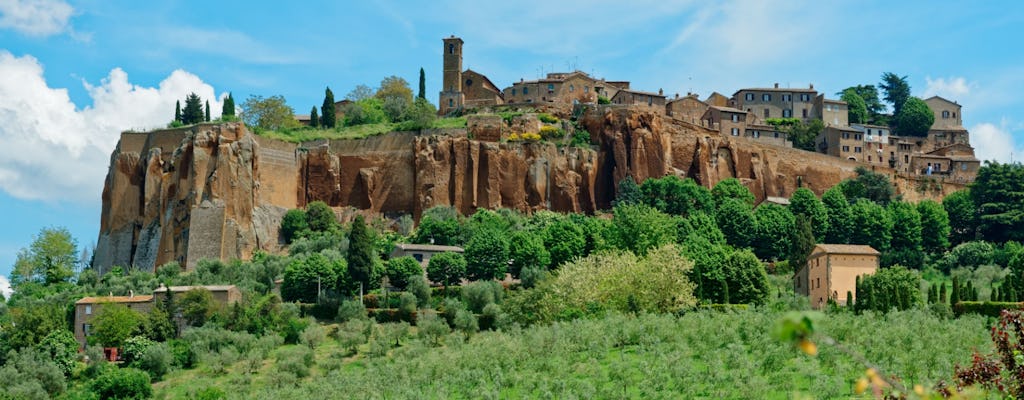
[320,87,336,128]
[892,97,934,137]
[181,93,205,125]
[10,227,78,288]
[971,162,1024,243]
[880,72,911,116]
[841,89,868,124]
[239,95,298,131]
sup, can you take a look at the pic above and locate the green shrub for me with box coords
[137,343,172,381]
[454,309,478,337]
[694,304,751,313]
[953,301,1024,317]
[479,303,505,331]
[408,275,432,308]
[386,256,423,290]
[441,298,465,327]
[398,292,418,322]
[299,323,325,350]
[537,113,559,124]
[571,129,591,147]
[337,299,368,322]
[519,266,548,289]
[462,280,504,313]
[597,95,611,104]
[121,336,156,366]
[90,367,152,400]
[336,319,371,354]
[168,340,197,369]
[417,311,449,346]
[275,346,314,378]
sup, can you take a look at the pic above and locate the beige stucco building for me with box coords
[794,244,879,309]
[391,243,464,268]
[504,71,625,106]
[733,83,818,121]
[665,94,708,122]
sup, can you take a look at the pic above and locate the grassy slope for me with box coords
[153,309,991,399]
[256,117,467,143]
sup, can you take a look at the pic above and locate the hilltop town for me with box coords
[434,35,979,185]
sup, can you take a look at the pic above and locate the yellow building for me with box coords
[794,244,879,309]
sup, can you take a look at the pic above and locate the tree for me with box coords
[385,256,422,291]
[310,106,319,128]
[320,87,336,128]
[91,304,143,348]
[412,206,462,246]
[282,253,346,302]
[205,100,211,122]
[712,178,755,208]
[892,97,934,137]
[944,189,977,245]
[346,84,375,101]
[858,266,921,312]
[789,188,830,242]
[722,249,772,305]
[174,100,181,122]
[717,198,755,249]
[397,97,437,130]
[10,227,78,288]
[841,89,868,124]
[221,92,235,118]
[682,236,732,303]
[464,228,510,281]
[849,199,893,252]
[280,209,310,244]
[3,301,66,352]
[789,215,816,272]
[971,162,1024,243]
[90,367,152,400]
[305,201,337,233]
[841,167,895,205]
[639,176,714,217]
[609,203,677,256]
[752,203,796,261]
[839,85,885,121]
[36,330,78,376]
[507,230,550,278]
[240,94,298,130]
[182,92,204,125]
[376,76,414,122]
[880,72,911,116]
[178,288,217,327]
[347,215,376,290]
[918,200,951,254]
[614,175,643,206]
[543,219,586,268]
[885,201,924,268]
[786,119,825,152]
[427,251,466,289]
[417,67,426,99]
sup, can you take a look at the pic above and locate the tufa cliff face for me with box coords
[94,108,961,272]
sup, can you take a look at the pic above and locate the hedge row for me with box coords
[953,301,1024,318]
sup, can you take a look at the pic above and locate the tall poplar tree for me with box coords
[222,92,235,117]
[320,87,336,128]
[174,100,182,122]
[418,67,426,99]
[205,100,211,122]
[310,106,319,128]
[346,215,375,289]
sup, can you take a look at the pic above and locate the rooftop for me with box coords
[153,285,239,293]
[393,243,465,253]
[814,244,880,256]
[76,295,154,305]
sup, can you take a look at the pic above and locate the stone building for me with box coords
[816,125,865,161]
[611,88,667,111]
[813,95,848,127]
[745,123,790,148]
[74,294,154,349]
[794,244,879,309]
[850,124,891,166]
[702,105,749,137]
[390,243,464,268]
[733,83,818,121]
[438,36,505,114]
[705,92,730,107]
[665,94,708,122]
[503,71,620,105]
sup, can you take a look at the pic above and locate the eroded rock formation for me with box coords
[95,108,961,272]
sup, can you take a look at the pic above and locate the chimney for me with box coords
[810,83,814,90]
[676,93,680,99]
[659,88,664,96]
[774,83,779,89]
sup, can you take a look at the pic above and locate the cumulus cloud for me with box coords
[970,121,1024,163]
[923,76,972,99]
[0,0,73,37]
[0,274,11,299]
[0,51,223,203]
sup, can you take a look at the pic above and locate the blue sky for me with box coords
[1,0,1023,293]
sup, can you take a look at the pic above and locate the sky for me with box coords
[1,0,1023,293]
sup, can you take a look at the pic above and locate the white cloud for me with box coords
[0,51,223,203]
[0,274,11,299]
[970,121,1024,163]
[923,76,972,99]
[0,0,73,37]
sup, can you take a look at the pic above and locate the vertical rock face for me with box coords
[95,109,965,272]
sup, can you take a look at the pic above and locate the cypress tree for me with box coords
[222,92,235,117]
[993,286,1000,302]
[940,282,947,304]
[854,276,862,312]
[721,277,730,304]
[965,280,975,302]
[346,215,374,289]
[846,291,853,309]
[205,100,211,122]
[174,100,182,122]
[320,87,336,128]
[927,284,936,304]
[182,92,204,125]
[418,67,426,99]
[951,277,960,305]
[310,107,319,128]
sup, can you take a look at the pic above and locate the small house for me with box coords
[794,244,879,309]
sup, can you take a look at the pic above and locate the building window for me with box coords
[800,94,811,102]
[854,147,862,153]
[547,83,555,93]
[842,145,850,152]
[731,114,738,122]
[942,110,950,118]
[774,132,780,138]
[842,132,850,139]
[731,128,739,136]
[782,94,792,102]
[961,163,967,171]
[585,86,590,93]
[511,89,516,96]
[802,109,808,118]
[905,154,909,163]
[745,93,754,101]
[764,109,770,118]
[448,99,453,108]
[569,84,575,92]
[783,109,792,118]
[752,131,760,138]
[85,305,92,315]
[465,79,473,86]
[762,94,772,101]
[83,324,92,336]
[868,156,872,162]
[855,134,862,140]
[448,44,454,54]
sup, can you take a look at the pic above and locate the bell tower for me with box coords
[439,35,465,115]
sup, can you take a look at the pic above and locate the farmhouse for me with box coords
[794,244,879,309]
[391,243,464,268]
[74,293,154,349]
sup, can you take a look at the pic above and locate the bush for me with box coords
[441,298,465,327]
[398,292,418,320]
[453,309,478,337]
[462,280,504,313]
[280,209,309,244]
[90,367,152,400]
[275,346,314,378]
[137,343,172,381]
[479,303,505,331]
[337,300,367,322]
[953,301,1024,318]
[537,113,559,124]
[408,275,431,308]
[299,323,325,350]
[385,256,423,290]
[121,336,156,366]
[168,340,197,369]
[427,251,467,289]
[336,319,371,354]
[417,311,449,346]
[597,95,611,104]
[519,266,548,289]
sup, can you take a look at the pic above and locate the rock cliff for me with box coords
[94,108,961,272]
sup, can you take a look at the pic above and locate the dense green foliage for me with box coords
[464,228,510,281]
[240,94,298,131]
[856,266,922,312]
[181,93,205,125]
[789,188,829,242]
[221,92,235,118]
[384,256,422,291]
[346,215,375,289]
[880,72,911,116]
[427,252,467,289]
[971,162,1024,243]
[840,88,868,124]
[320,87,336,128]
[893,96,934,137]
